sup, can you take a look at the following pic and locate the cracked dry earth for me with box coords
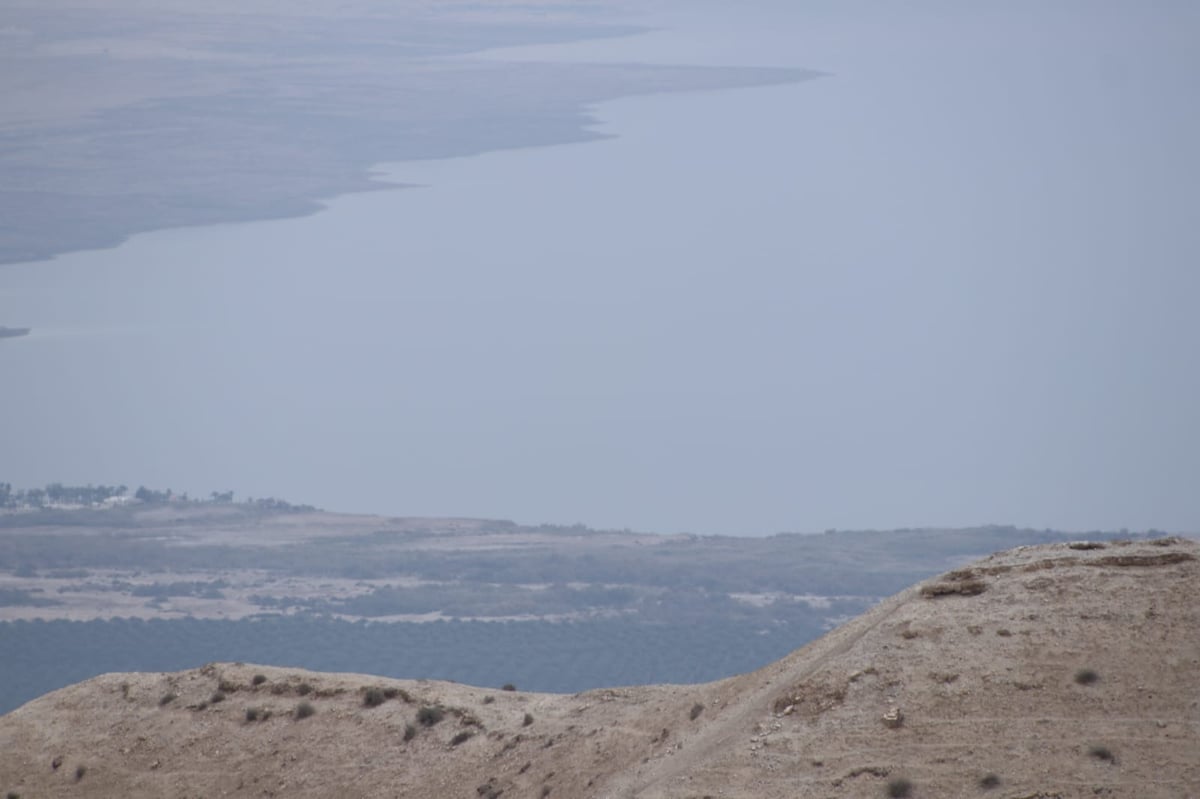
[1,538,1196,798]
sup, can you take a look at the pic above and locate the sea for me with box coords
[2,1,1196,535]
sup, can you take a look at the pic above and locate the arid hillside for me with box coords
[1,538,1196,798]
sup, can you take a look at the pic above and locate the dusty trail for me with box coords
[600,589,915,798]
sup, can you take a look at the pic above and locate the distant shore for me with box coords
[0,3,817,267]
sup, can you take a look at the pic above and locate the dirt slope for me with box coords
[1,538,1196,799]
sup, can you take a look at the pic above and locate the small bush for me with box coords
[210,691,226,704]
[920,579,986,598]
[252,674,268,686]
[978,773,1001,789]
[245,707,259,722]
[886,777,913,797]
[297,682,313,696]
[74,765,87,782]
[689,703,704,721]
[363,687,386,708]
[382,687,400,700]
[403,723,417,741]
[417,705,445,727]
[218,679,239,693]
[449,731,474,746]
[8,791,21,799]
[523,713,534,727]
[501,683,517,692]
[295,701,316,720]
[1089,745,1115,763]
[1074,669,1099,685]
[159,692,177,706]
[482,695,495,705]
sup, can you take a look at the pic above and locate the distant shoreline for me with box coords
[0,4,817,268]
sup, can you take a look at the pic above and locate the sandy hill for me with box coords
[1,538,1196,799]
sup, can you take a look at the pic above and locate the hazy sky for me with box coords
[2,1,1198,534]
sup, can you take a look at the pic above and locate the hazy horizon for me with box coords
[2,1,1198,536]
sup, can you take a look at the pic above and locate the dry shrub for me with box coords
[773,677,848,716]
[417,705,444,727]
[1090,553,1195,568]
[921,579,987,598]
[978,773,1001,789]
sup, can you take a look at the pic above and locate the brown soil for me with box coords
[1,538,1196,798]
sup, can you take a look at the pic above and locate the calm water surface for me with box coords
[2,2,1197,534]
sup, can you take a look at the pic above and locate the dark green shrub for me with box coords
[1089,745,1115,763]
[978,774,1000,789]
[252,674,268,686]
[245,707,259,722]
[449,731,473,746]
[689,703,703,720]
[74,765,86,782]
[210,691,226,704]
[417,705,444,726]
[295,701,316,720]
[523,712,534,727]
[501,683,516,692]
[218,679,239,693]
[159,692,177,706]
[482,695,495,705]
[8,791,21,798]
[382,687,400,699]
[403,723,417,741]
[1074,669,1099,685]
[886,777,912,797]
[297,682,313,696]
[363,687,386,708]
